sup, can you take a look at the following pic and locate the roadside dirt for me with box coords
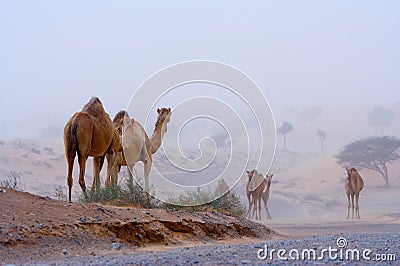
[0,188,280,264]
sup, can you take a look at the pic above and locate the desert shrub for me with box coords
[75,181,247,217]
[77,178,156,208]
[171,187,214,207]
[43,147,55,155]
[0,171,24,191]
[32,160,53,168]
[210,193,247,218]
[163,187,246,218]
[30,147,41,155]
[53,185,68,201]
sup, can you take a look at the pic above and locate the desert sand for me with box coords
[1,139,399,264]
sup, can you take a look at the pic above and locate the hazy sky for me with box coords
[1,1,399,140]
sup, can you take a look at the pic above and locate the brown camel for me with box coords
[107,108,172,199]
[345,167,364,219]
[64,97,117,202]
[246,170,273,220]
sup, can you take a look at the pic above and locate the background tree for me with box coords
[367,106,394,135]
[316,129,326,154]
[277,121,293,151]
[336,136,400,187]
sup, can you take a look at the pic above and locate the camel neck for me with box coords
[265,184,271,193]
[149,122,165,154]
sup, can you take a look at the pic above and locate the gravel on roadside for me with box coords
[19,233,398,266]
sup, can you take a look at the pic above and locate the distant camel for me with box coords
[245,170,256,218]
[246,170,273,220]
[262,174,273,220]
[64,97,119,202]
[107,108,171,199]
[215,178,230,198]
[345,167,364,219]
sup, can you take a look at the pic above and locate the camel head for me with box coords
[346,167,351,175]
[246,169,256,181]
[346,167,357,177]
[113,110,134,136]
[156,108,172,134]
[266,174,273,184]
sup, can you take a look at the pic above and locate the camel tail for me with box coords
[66,123,78,158]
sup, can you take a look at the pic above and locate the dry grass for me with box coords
[0,171,24,191]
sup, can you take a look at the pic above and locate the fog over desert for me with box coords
[1,1,399,264]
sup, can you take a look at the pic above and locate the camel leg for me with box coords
[262,197,272,219]
[66,155,75,202]
[346,192,350,219]
[246,193,252,218]
[99,154,105,171]
[107,152,119,187]
[351,194,355,219]
[113,154,123,187]
[355,193,361,219]
[111,163,120,187]
[77,153,88,197]
[266,206,272,220]
[105,153,111,187]
[117,164,122,185]
[249,196,254,219]
[143,159,152,204]
[143,160,151,192]
[257,198,262,220]
[104,154,110,187]
[127,165,135,190]
[92,156,103,192]
[105,152,115,187]
[252,197,257,219]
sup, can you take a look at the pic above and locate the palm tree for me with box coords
[277,121,293,151]
[316,129,326,154]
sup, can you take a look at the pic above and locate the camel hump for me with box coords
[113,110,130,123]
[89,96,102,105]
[249,173,264,192]
[82,97,106,116]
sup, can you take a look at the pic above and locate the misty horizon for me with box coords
[1,1,399,155]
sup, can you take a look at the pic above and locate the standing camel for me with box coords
[107,108,172,199]
[262,174,273,220]
[246,170,273,220]
[345,167,364,219]
[246,170,257,218]
[64,97,117,202]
